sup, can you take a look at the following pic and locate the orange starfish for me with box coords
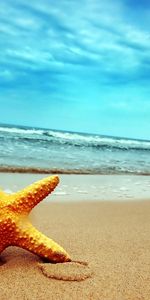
[0,175,71,263]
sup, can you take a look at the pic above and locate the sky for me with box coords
[0,0,150,140]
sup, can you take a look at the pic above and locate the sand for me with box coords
[0,174,150,299]
[1,173,150,201]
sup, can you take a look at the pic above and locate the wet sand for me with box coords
[0,173,150,201]
[0,174,150,299]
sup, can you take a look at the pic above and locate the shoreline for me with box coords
[0,172,150,202]
[0,167,150,176]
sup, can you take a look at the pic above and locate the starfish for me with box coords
[0,175,71,263]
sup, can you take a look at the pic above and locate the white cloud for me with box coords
[0,0,150,84]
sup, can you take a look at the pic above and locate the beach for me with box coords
[0,173,150,299]
[1,124,150,176]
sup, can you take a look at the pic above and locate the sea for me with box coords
[0,124,150,175]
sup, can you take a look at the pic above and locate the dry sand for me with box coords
[0,200,150,300]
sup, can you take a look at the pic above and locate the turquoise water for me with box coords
[0,124,150,175]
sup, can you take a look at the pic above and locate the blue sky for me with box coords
[0,0,150,139]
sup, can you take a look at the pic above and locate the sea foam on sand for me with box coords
[1,173,150,202]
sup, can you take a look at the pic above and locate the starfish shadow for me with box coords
[0,255,6,266]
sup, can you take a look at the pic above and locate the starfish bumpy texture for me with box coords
[0,175,71,263]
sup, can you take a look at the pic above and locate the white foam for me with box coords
[0,126,44,135]
[53,191,68,196]
[44,129,150,149]
[4,189,13,194]
[77,190,88,194]
[119,187,128,191]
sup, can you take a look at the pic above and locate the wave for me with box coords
[11,137,150,152]
[44,130,150,150]
[0,125,150,151]
[0,126,44,135]
[1,135,150,152]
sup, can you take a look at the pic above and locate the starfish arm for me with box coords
[0,189,5,197]
[11,176,59,213]
[14,223,71,263]
[0,175,71,263]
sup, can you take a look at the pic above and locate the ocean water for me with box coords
[0,124,150,175]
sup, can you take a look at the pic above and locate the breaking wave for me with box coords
[0,124,150,175]
[0,125,150,151]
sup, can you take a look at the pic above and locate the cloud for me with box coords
[0,0,150,118]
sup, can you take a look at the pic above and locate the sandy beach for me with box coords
[0,173,150,299]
